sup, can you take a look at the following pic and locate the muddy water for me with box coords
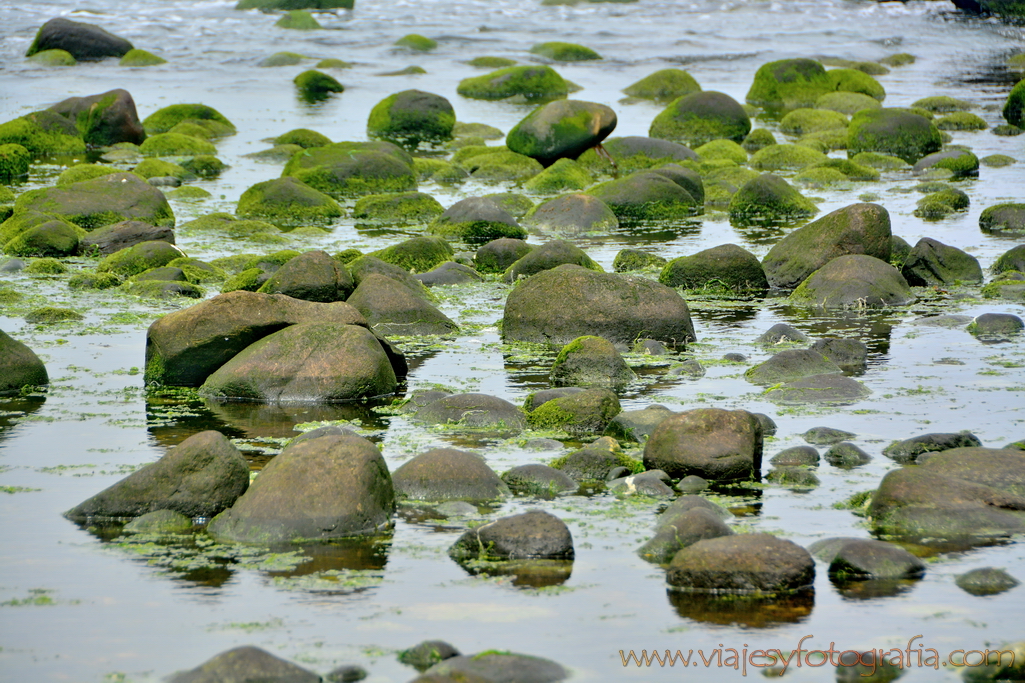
[2,0,1025,681]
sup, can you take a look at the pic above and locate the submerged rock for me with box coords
[660,243,767,294]
[522,193,618,236]
[643,408,762,480]
[168,646,320,683]
[367,90,455,150]
[456,65,569,102]
[955,567,1020,596]
[638,506,734,564]
[746,58,832,111]
[650,90,751,146]
[589,170,702,223]
[48,89,145,146]
[667,534,815,595]
[744,348,842,385]
[809,537,925,579]
[449,509,574,560]
[428,196,526,244]
[501,464,577,496]
[770,445,820,466]
[507,99,616,166]
[419,651,568,683]
[755,323,808,345]
[824,442,872,467]
[526,387,621,436]
[282,141,416,198]
[65,430,248,521]
[209,432,393,543]
[810,337,868,373]
[728,173,817,224]
[414,393,526,430]
[883,431,983,464]
[399,641,461,672]
[605,404,675,443]
[392,448,509,503]
[901,237,982,285]
[346,273,458,336]
[789,255,912,308]
[14,172,174,230]
[236,176,342,226]
[765,373,871,404]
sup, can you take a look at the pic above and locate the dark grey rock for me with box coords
[901,237,983,286]
[668,359,705,378]
[167,646,319,683]
[667,534,815,594]
[605,404,675,443]
[524,387,584,412]
[393,448,509,503]
[824,442,872,467]
[644,408,762,481]
[420,652,568,683]
[810,337,868,373]
[756,323,808,345]
[0,329,49,395]
[416,261,483,286]
[657,495,732,525]
[765,374,871,405]
[501,464,577,496]
[766,467,820,487]
[449,509,574,560]
[771,446,820,466]
[415,393,527,430]
[398,640,461,672]
[811,538,926,579]
[970,313,1024,340]
[744,348,842,385]
[677,475,708,493]
[883,432,983,464]
[27,17,134,61]
[955,567,1020,596]
[552,447,628,482]
[638,506,734,564]
[346,273,457,336]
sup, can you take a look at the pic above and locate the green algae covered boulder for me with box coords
[650,91,750,147]
[828,68,885,101]
[505,239,602,281]
[0,144,31,181]
[750,143,828,171]
[14,172,174,230]
[259,51,306,67]
[728,174,817,224]
[1003,79,1025,128]
[3,219,80,257]
[847,108,941,164]
[236,0,354,8]
[119,49,166,66]
[529,41,601,62]
[457,65,569,102]
[370,236,453,273]
[395,34,436,51]
[815,91,881,115]
[142,103,235,135]
[98,240,186,278]
[790,254,912,308]
[623,68,700,102]
[28,49,76,66]
[550,335,635,389]
[140,132,217,157]
[523,157,593,194]
[779,108,848,135]
[589,170,702,224]
[294,70,344,100]
[0,111,86,158]
[746,58,833,112]
[455,149,543,182]
[282,141,416,197]
[428,197,526,244]
[353,192,443,224]
[274,128,331,148]
[132,158,188,180]
[367,90,455,150]
[275,10,321,29]
[236,176,342,226]
[507,99,617,166]
[48,89,146,147]
[0,329,49,395]
[659,243,768,294]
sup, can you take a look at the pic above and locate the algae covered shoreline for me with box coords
[2,0,1025,681]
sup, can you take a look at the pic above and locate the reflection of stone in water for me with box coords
[0,395,46,440]
[688,303,761,326]
[455,558,573,589]
[667,588,814,628]
[775,307,896,357]
[267,537,390,578]
[204,399,389,440]
[832,577,921,600]
[177,565,234,589]
[146,393,246,448]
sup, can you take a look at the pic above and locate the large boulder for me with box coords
[505,239,601,281]
[649,91,751,147]
[549,335,635,390]
[449,510,574,560]
[367,90,456,150]
[765,374,871,404]
[522,193,618,236]
[659,243,767,294]
[789,255,912,307]
[199,323,398,402]
[413,393,527,430]
[900,237,983,286]
[728,173,817,224]
[761,203,892,290]
[526,387,621,436]
[0,329,49,395]
[667,534,815,594]
[506,100,617,166]
[141,103,236,137]
[746,58,833,111]
[456,65,568,101]
[97,240,186,278]
[0,111,86,158]
[281,141,416,198]
[868,447,1025,543]
[2,219,79,257]
[144,291,369,386]
[643,408,763,480]
[847,109,942,164]
[208,433,394,543]
[48,89,145,146]
[64,431,249,521]
[588,170,702,223]
[503,264,696,349]
[257,250,353,302]
[79,220,174,255]
[1005,77,1025,128]
[13,172,173,230]
[373,235,454,274]
[25,17,133,61]
[392,448,509,502]
[428,196,526,244]
[623,68,701,102]
[236,176,342,226]
[475,237,533,273]
[168,646,320,683]
[346,273,458,336]
[605,404,675,443]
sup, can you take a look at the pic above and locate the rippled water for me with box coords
[1,0,1025,681]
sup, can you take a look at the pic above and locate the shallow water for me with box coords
[2,0,1025,681]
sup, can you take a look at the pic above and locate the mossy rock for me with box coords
[28,49,76,66]
[0,144,32,181]
[259,51,306,67]
[528,388,622,437]
[850,151,909,170]
[220,267,265,293]
[119,49,166,66]
[126,279,204,299]
[165,257,227,284]
[741,128,776,153]
[792,167,849,187]
[428,197,526,244]
[352,192,443,224]
[750,143,828,171]
[936,112,987,130]
[180,155,226,178]
[0,211,82,247]
[506,99,617,166]
[166,186,211,201]
[0,111,87,157]
[613,248,666,272]
[370,236,453,273]
[139,132,217,157]
[980,203,1025,237]
[913,149,979,177]
[504,239,602,281]
[815,91,881,115]
[847,108,942,164]
[468,56,517,69]
[694,139,747,164]
[913,188,969,219]
[912,95,973,113]
[235,0,354,8]
[827,68,885,101]
[315,58,351,69]
[14,172,174,230]
[275,10,321,29]
[24,258,68,275]
[578,136,699,174]
[413,158,467,184]
[166,121,216,140]
[486,193,535,218]
[97,240,185,278]
[588,170,702,224]
[68,270,122,290]
[981,154,1015,167]
[453,122,504,140]
[622,68,700,102]
[779,108,848,135]
[456,65,569,102]
[879,53,915,67]
[649,91,751,147]
[789,254,911,308]
[805,158,879,181]
[367,90,455,150]
[142,104,235,135]
[274,128,331,149]
[282,141,416,198]
[522,158,593,194]
[660,243,768,294]
[728,173,817,224]
[236,176,342,226]
[25,306,83,324]
[294,70,344,99]
[746,58,833,112]
[132,158,188,180]
[456,150,543,183]
[3,219,80,257]
[395,34,436,51]
[529,41,601,62]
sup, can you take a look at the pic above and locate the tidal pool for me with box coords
[1,0,1024,681]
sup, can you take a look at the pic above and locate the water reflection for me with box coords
[667,588,814,628]
[774,307,897,357]
[0,395,46,445]
[688,302,763,326]
[453,558,574,589]
[832,577,921,601]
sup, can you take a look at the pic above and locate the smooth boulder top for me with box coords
[449,509,574,560]
[413,392,527,430]
[167,646,320,683]
[0,329,49,395]
[789,254,912,308]
[667,533,815,595]
[26,17,134,61]
[506,99,617,166]
[392,448,510,502]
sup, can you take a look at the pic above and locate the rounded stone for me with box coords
[643,408,762,481]
[448,509,574,560]
[392,448,509,503]
[667,534,815,595]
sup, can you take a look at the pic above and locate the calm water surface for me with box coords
[1,0,1024,681]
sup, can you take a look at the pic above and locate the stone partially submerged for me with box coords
[0,329,49,395]
[506,99,617,166]
[667,534,815,595]
[392,448,510,502]
[167,646,320,683]
[13,172,174,230]
[789,255,912,308]
[449,509,574,560]
[643,408,763,480]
